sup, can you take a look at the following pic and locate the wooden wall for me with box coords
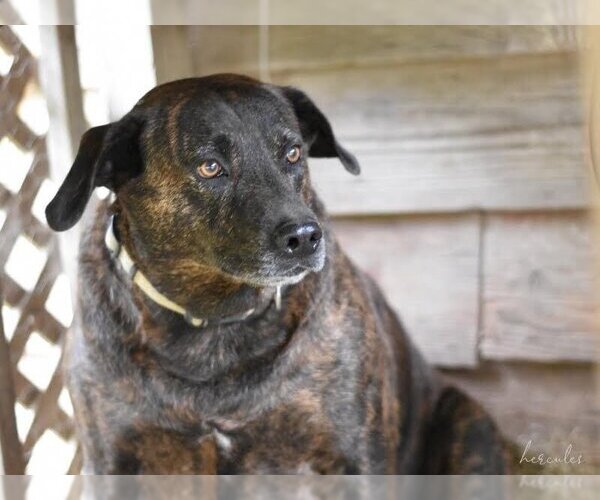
[154,26,598,369]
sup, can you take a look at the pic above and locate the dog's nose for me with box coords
[274,221,323,258]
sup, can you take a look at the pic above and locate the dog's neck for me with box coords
[88,201,331,385]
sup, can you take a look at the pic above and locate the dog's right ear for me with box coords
[45,115,144,232]
[280,86,360,175]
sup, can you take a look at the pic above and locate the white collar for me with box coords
[104,216,281,328]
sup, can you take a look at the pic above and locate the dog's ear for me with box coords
[45,115,144,232]
[281,86,360,175]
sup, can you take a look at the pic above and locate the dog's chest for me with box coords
[210,412,350,474]
[129,405,350,474]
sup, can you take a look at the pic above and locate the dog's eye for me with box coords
[197,160,223,179]
[286,145,302,164]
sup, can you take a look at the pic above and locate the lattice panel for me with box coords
[0,26,80,474]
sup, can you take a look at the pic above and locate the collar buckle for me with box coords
[184,311,207,328]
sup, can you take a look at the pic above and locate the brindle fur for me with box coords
[49,74,508,474]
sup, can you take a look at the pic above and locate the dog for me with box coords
[46,74,509,474]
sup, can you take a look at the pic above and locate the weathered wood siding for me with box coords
[333,214,481,367]
[187,26,578,75]
[335,212,600,366]
[152,26,598,368]
[480,212,598,362]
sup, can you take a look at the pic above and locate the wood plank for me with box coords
[332,213,480,367]
[150,26,194,85]
[177,0,261,24]
[270,52,586,214]
[0,23,24,52]
[266,0,582,25]
[22,356,64,456]
[13,371,74,441]
[268,26,579,71]
[0,143,47,270]
[67,446,82,476]
[9,250,61,365]
[189,26,579,76]
[0,43,35,121]
[163,0,581,25]
[188,26,260,79]
[480,212,600,362]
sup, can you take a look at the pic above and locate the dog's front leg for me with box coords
[78,427,142,475]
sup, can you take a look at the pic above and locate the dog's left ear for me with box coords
[45,113,145,231]
[281,86,360,175]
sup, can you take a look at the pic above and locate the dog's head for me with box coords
[46,74,359,287]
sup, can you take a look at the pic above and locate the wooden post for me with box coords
[0,285,25,475]
[37,23,86,297]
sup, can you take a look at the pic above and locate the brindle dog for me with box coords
[46,74,508,474]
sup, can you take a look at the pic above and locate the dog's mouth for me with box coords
[260,269,310,287]
[225,240,326,288]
